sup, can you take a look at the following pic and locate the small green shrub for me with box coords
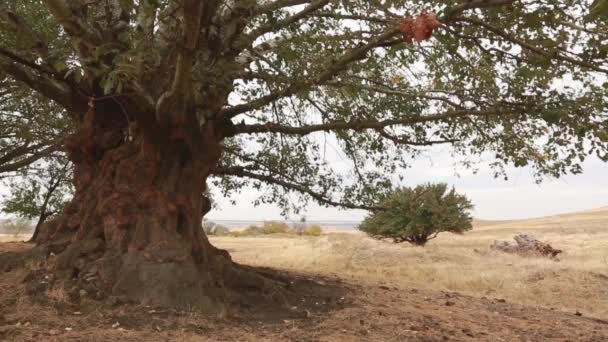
[359,183,473,246]
[303,225,323,236]
[260,221,290,234]
[229,222,322,237]
[229,231,243,237]
[241,225,263,235]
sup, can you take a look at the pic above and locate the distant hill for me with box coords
[473,206,608,233]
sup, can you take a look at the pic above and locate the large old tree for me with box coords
[1,1,607,313]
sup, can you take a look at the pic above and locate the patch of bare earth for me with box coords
[1,242,607,341]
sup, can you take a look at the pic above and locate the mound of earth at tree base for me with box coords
[2,242,608,341]
[491,234,562,259]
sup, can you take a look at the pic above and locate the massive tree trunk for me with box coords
[34,102,241,314]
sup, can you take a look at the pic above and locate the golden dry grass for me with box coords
[0,234,30,243]
[211,207,608,319]
[2,209,606,319]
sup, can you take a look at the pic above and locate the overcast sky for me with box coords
[208,151,608,222]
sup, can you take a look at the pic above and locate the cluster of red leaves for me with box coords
[400,13,443,43]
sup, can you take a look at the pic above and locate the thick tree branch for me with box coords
[214,166,382,211]
[253,0,314,15]
[230,109,511,136]
[0,59,76,110]
[222,28,401,119]
[0,142,47,166]
[376,129,458,146]
[155,1,205,119]
[0,47,55,77]
[0,8,49,57]
[42,0,102,51]
[327,81,465,109]
[0,143,59,174]
[444,0,516,20]
[457,17,608,74]
[248,0,329,40]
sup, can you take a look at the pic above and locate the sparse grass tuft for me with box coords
[230,222,324,237]
[303,225,323,236]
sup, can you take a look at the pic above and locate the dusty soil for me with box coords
[1,242,607,341]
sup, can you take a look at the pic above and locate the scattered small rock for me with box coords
[575,311,583,317]
[445,301,455,307]
[49,329,59,336]
[496,298,506,303]
[379,285,390,290]
[65,327,72,332]
[491,234,562,259]
[79,289,87,297]
[112,322,120,329]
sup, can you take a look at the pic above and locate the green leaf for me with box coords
[53,62,68,72]
[102,76,115,95]
[590,0,608,20]
[119,0,135,12]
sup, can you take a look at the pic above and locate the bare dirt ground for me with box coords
[1,208,607,341]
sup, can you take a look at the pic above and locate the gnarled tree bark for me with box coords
[34,100,244,314]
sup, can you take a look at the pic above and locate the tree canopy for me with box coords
[0,1,607,214]
[0,77,67,175]
[358,183,473,246]
[591,0,608,19]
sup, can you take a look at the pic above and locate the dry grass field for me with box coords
[0,234,30,243]
[211,207,608,319]
[1,207,607,341]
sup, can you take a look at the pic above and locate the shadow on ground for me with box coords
[1,242,608,341]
